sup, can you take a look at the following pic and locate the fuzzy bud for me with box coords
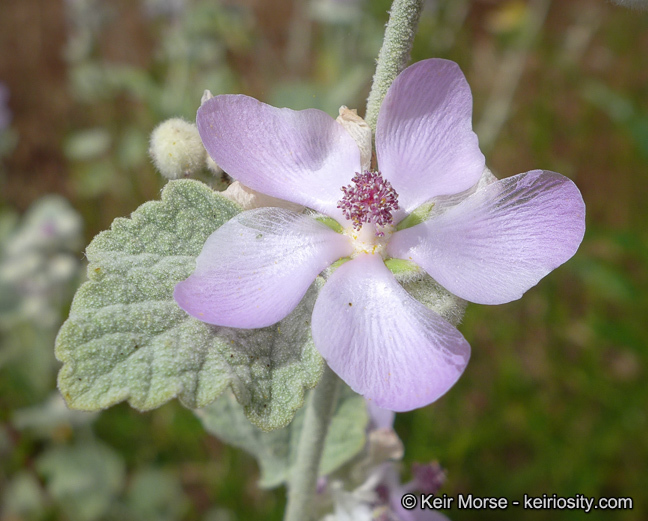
[221,181,304,212]
[336,106,373,171]
[149,118,206,179]
[199,91,224,175]
[201,89,214,105]
[205,154,223,176]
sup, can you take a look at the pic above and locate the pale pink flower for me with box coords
[174,59,585,411]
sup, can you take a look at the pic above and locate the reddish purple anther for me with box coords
[337,171,399,236]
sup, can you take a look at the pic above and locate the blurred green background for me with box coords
[0,0,646,520]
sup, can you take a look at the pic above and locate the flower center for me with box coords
[337,170,399,237]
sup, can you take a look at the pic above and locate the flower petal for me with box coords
[312,254,470,411]
[376,59,485,213]
[174,208,352,328]
[388,170,586,305]
[197,95,362,218]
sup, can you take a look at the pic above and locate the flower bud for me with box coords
[201,89,214,105]
[205,154,223,176]
[221,181,304,212]
[198,92,223,175]
[336,106,372,171]
[149,118,206,179]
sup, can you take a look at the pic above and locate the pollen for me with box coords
[337,171,399,236]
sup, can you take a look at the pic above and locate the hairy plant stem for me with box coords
[365,0,424,132]
[283,3,424,519]
[283,364,340,521]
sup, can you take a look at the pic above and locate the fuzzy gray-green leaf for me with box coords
[56,179,324,431]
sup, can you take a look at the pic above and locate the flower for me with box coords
[174,58,585,411]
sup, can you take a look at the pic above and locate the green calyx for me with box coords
[384,257,420,276]
[329,257,419,277]
[315,216,343,234]
[396,201,435,231]
[330,257,351,270]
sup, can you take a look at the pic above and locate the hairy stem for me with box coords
[283,3,424,518]
[283,364,340,521]
[365,0,424,132]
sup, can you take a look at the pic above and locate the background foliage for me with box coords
[1,0,646,520]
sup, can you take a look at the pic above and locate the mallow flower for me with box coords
[174,58,585,411]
